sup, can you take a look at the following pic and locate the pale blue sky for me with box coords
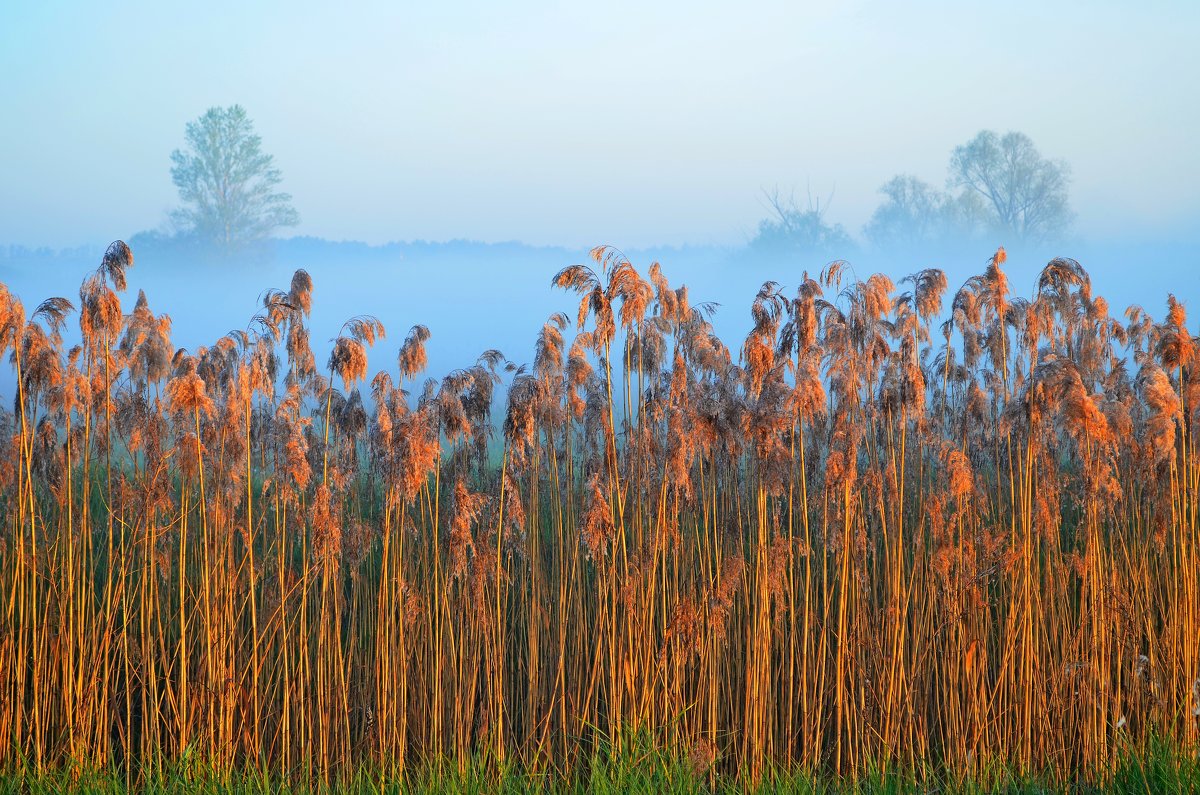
[1,0,1196,248]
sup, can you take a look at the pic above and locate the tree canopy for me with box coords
[860,130,1072,249]
[948,130,1072,244]
[864,175,988,248]
[170,105,299,249]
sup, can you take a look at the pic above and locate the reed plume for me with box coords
[0,241,1197,790]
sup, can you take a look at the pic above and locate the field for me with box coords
[0,242,1198,792]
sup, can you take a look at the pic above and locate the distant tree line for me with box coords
[753,130,1073,256]
[151,112,1069,258]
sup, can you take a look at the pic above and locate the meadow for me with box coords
[0,242,1197,792]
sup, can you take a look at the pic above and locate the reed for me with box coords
[0,242,1197,789]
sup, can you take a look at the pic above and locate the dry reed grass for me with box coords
[0,242,1197,788]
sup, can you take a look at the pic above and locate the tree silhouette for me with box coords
[170,105,299,249]
[949,130,1071,243]
[751,188,853,256]
[863,175,988,248]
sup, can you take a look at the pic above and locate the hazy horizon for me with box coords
[3,1,1198,250]
[6,5,1200,791]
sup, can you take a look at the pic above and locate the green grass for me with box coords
[2,736,1197,794]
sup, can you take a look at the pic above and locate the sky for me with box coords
[1,0,1197,250]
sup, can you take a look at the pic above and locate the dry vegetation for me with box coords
[0,242,1198,789]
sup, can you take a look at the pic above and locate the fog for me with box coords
[3,1,1198,248]
[2,236,1196,405]
[1,1,1198,396]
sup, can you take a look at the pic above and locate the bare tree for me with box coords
[863,174,988,248]
[949,130,1072,243]
[752,187,853,256]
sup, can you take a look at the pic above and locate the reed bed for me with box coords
[0,242,1197,789]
